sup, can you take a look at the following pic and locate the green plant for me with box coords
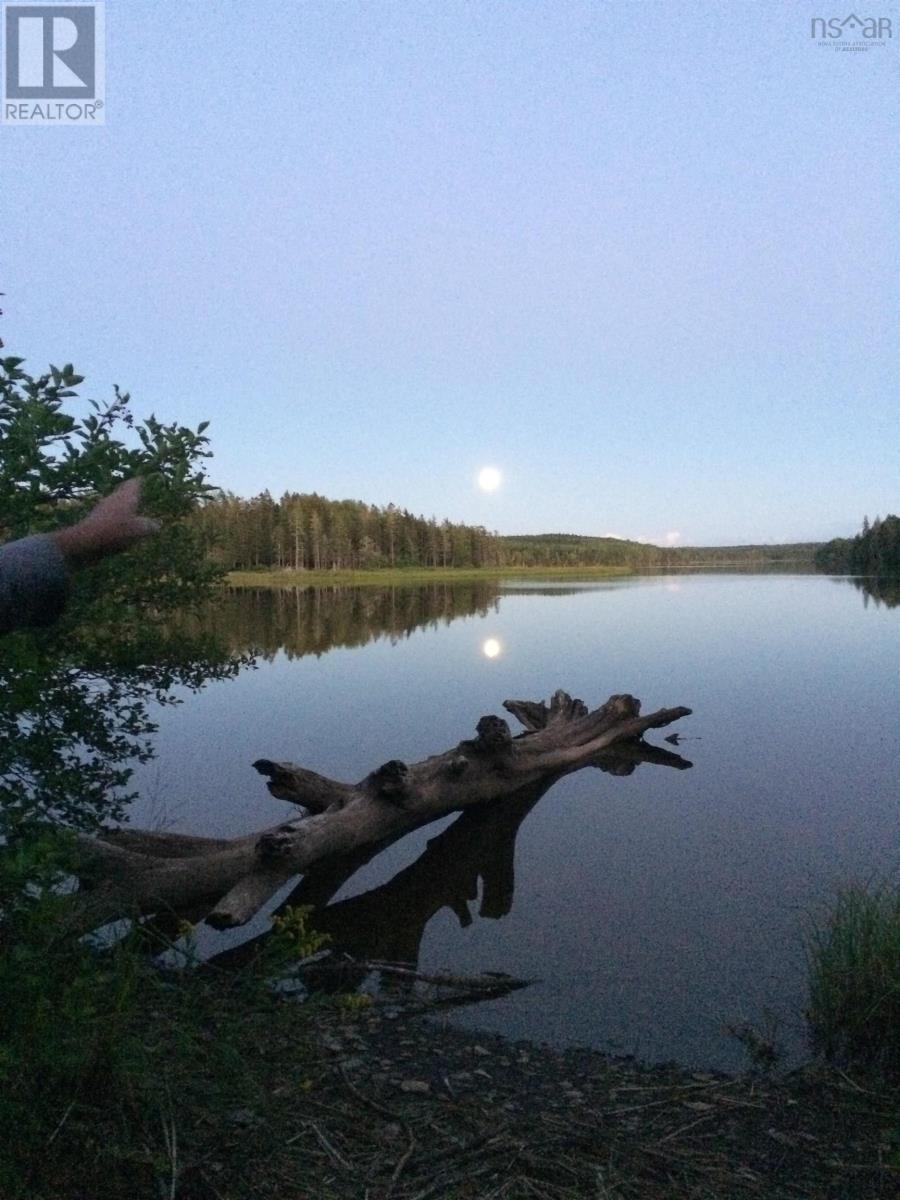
[269,903,332,961]
[806,877,900,1075]
[0,353,239,831]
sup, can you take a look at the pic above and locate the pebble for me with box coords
[226,1108,259,1127]
[399,1079,431,1094]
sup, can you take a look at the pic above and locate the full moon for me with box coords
[477,466,502,492]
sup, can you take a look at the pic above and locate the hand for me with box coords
[51,478,161,567]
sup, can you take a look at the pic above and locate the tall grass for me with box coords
[806,877,900,1074]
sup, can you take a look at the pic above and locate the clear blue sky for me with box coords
[2,1,897,545]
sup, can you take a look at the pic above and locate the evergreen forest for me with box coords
[193,492,820,573]
[815,515,900,575]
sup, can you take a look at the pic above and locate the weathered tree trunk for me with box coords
[76,691,691,930]
[206,734,691,986]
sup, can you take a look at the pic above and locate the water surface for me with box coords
[131,574,899,1071]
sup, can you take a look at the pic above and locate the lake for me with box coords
[130,573,899,1072]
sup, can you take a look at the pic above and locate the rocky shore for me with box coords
[181,1006,899,1200]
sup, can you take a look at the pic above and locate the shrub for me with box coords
[0,353,234,830]
[806,877,900,1075]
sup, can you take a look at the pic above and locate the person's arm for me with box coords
[0,478,159,635]
[0,533,71,633]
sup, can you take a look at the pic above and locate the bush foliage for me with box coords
[0,353,238,829]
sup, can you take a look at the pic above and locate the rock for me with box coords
[226,1108,259,1127]
[399,1079,431,1094]
[767,1129,797,1148]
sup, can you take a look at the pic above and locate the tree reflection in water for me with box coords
[179,582,504,660]
[851,577,900,610]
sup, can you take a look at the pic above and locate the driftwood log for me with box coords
[76,691,691,930]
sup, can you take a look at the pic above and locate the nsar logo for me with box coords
[810,12,892,44]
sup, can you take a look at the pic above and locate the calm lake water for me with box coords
[131,574,899,1072]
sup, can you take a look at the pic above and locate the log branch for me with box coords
[99,829,232,858]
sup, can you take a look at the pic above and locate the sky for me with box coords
[1,1,897,545]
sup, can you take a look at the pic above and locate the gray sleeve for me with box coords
[0,534,71,635]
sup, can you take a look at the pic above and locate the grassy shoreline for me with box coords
[227,564,635,588]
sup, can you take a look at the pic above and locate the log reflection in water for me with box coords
[206,740,691,999]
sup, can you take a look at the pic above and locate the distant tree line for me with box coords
[191,492,823,574]
[193,492,502,571]
[499,533,661,568]
[499,534,818,568]
[815,515,900,574]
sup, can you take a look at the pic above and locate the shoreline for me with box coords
[226,564,636,588]
[225,563,825,589]
[194,1002,899,1199]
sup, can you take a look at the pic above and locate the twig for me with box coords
[409,1160,503,1200]
[339,1063,403,1122]
[309,957,533,994]
[306,1120,355,1173]
[365,960,533,990]
[385,1131,417,1198]
[45,1100,76,1147]
[835,1068,887,1099]
[654,1113,718,1146]
[424,1127,510,1167]
[160,1113,179,1200]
